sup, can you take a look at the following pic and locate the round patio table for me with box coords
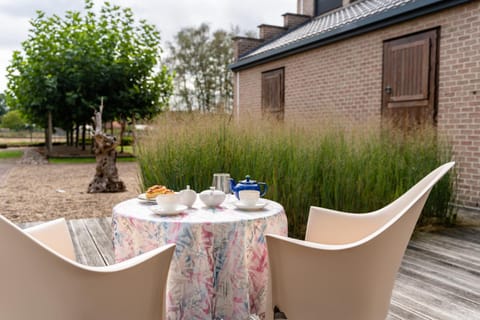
[112,194,288,320]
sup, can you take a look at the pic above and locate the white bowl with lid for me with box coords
[199,187,226,207]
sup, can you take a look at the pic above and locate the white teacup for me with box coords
[156,193,180,211]
[239,190,260,207]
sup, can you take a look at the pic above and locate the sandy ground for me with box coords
[0,154,140,223]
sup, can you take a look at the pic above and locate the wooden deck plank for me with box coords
[434,227,480,245]
[81,217,114,265]
[388,300,434,320]
[67,219,107,266]
[391,272,480,319]
[400,252,480,298]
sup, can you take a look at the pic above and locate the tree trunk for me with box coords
[46,111,53,157]
[82,123,86,151]
[119,119,126,154]
[87,133,126,193]
[87,100,126,193]
[131,116,137,155]
[75,125,79,148]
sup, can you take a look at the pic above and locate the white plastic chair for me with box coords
[266,162,455,320]
[0,216,175,320]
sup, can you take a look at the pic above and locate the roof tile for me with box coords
[241,0,414,59]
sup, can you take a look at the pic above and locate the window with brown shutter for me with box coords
[262,68,285,121]
[382,29,439,129]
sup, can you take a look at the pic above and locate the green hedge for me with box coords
[136,113,456,239]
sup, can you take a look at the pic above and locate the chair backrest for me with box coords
[266,162,454,320]
[23,218,77,260]
[0,215,175,320]
[306,162,455,244]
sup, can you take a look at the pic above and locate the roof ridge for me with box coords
[241,0,413,60]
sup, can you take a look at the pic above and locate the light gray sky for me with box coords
[0,0,295,92]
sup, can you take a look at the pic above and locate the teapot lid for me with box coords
[240,175,257,184]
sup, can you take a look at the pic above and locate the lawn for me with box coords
[0,150,24,159]
[48,156,136,164]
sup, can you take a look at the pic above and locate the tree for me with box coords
[6,0,173,152]
[0,93,7,117]
[0,110,26,131]
[167,23,234,113]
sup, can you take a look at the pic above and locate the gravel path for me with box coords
[0,148,141,223]
[0,159,16,187]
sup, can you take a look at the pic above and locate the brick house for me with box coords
[230,0,480,210]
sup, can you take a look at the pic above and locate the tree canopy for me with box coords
[0,110,26,131]
[167,23,234,113]
[6,0,173,137]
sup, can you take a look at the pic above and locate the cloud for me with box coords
[108,0,295,42]
[0,13,30,47]
[0,0,83,18]
[0,0,296,91]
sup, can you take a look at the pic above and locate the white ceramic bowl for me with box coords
[156,193,180,211]
[199,187,226,207]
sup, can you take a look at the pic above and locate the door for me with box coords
[382,29,438,128]
[262,68,285,121]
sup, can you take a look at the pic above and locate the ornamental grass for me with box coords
[136,112,456,239]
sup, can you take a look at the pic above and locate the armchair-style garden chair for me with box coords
[0,216,175,320]
[266,162,455,320]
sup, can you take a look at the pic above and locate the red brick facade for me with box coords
[233,2,480,208]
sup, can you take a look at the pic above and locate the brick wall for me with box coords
[233,1,480,208]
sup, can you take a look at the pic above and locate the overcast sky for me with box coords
[0,0,295,92]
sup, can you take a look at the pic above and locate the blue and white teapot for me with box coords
[230,175,268,199]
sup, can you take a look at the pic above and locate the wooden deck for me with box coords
[22,218,480,319]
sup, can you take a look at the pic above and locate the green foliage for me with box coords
[0,110,27,131]
[167,23,234,112]
[0,150,24,159]
[0,93,7,117]
[121,136,133,146]
[136,114,456,239]
[6,0,174,134]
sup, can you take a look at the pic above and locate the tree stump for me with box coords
[87,132,126,193]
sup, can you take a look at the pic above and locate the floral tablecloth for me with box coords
[112,195,288,320]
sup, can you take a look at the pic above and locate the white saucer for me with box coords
[137,193,156,203]
[150,204,188,216]
[233,199,268,211]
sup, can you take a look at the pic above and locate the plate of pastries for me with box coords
[138,185,175,202]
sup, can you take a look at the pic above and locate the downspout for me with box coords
[236,71,241,119]
[299,0,304,14]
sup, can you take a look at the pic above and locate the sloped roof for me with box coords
[230,0,471,71]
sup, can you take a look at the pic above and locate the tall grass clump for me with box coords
[136,113,456,239]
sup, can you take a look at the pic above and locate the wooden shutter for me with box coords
[262,68,285,121]
[382,29,438,128]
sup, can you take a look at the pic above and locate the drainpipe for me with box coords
[236,72,241,119]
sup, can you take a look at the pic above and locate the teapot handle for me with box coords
[258,182,268,197]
